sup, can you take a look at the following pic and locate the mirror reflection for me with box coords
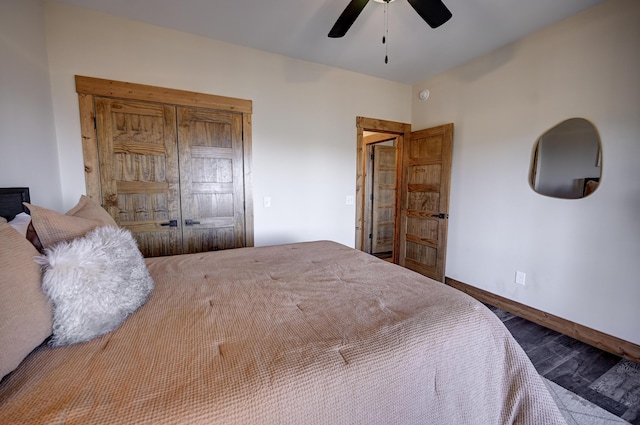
[530,118,601,199]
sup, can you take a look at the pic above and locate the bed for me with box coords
[0,189,566,424]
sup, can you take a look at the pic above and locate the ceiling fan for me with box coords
[328,0,452,38]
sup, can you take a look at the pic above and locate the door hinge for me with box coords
[370,194,374,201]
[430,213,449,219]
[370,154,374,160]
[369,233,373,239]
[93,116,97,129]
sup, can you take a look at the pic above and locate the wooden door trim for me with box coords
[242,114,254,247]
[76,76,252,114]
[78,93,100,203]
[355,117,411,263]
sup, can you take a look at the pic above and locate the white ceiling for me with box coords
[53,0,605,85]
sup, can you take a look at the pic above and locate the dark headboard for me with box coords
[0,187,31,221]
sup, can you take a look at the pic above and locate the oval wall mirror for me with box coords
[530,118,602,199]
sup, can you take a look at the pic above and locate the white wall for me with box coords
[0,0,61,210]
[44,1,411,248]
[412,0,640,344]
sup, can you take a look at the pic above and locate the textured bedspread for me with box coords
[0,241,565,424]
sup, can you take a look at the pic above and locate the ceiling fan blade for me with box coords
[328,0,370,38]
[407,0,452,28]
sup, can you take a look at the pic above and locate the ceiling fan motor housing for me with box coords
[328,0,452,38]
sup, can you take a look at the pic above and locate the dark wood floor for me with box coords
[486,305,640,425]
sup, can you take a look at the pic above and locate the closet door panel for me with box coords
[95,97,182,257]
[177,107,246,253]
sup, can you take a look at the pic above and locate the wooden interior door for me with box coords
[95,97,182,257]
[177,107,246,253]
[371,145,396,255]
[398,124,454,282]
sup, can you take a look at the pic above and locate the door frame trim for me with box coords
[355,117,411,263]
[75,76,252,113]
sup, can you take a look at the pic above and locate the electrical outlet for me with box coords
[515,271,526,286]
[345,195,354,205]
[263,196,271,208]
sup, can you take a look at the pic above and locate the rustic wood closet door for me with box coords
[398,124,453,282]
[177,107,246,253]
[78,75,253,258]
[95,97,182,257]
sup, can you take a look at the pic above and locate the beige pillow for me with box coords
[25,196,117,249]
[0,222,53,380]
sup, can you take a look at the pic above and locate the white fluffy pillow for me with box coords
[35,226,154,346]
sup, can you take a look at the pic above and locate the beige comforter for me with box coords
[0,241,565,424]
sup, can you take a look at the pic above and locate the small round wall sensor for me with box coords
[418,89,430,101]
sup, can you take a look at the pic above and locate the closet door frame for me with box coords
[75,75,254,247]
